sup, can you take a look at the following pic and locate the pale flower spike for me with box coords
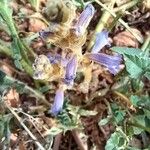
[75,4,95,36]
[64,55,78,85]
[91,30,110,53]
[51,88,64,116]
[87,53,122,75]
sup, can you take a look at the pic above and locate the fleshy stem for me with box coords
[88,0,142,50]
[113,0,140,12]
[88,0,116,50]
[141,33,150,53]
[95,0,143,43]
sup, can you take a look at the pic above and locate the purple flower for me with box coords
[51,89,64,116]
[74,4,95,36]
[47,54,68,66]
[39,30,53,40]
[64,55,78,85]
[47,54,62,64]
[87,53,122,75]
[91,30,110,53]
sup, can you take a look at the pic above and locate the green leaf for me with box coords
[99,117,110,126]
[105,130,126,150]
[132,126,143,135]
[39,85,51,93]
[73,0,85,8]
[111,46,150,79]
[130,95,140,107]
[111,103,126,124]
[0,114,12,143]
[0,70,47,106]
[111,47,142,56]
[0,0,33,73]
[46,127,63,136]
[124,54,150,79]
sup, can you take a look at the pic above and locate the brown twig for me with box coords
[53,133,62,150]
[5,103,45,150]
[72,130,87,150]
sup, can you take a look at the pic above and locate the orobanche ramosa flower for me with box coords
[33,2,122,116]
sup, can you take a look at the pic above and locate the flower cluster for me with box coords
[33,4,122,116]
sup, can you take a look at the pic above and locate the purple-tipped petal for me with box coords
[74,4,95,36]
[91,30,110,53]
[51,89,64,116]
[64,55,78,85]
[87,53,122,75]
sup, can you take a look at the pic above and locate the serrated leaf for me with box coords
[105,131,122,150]
[105,127,129,150]
[124,54,150,79]
[111,47,142,56]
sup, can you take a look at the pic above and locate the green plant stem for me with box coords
[0,44,12,57]
[6,75,50,106]
[88,0,116,50]
[88,0,141,49]
[113,0,140,12]
[0,42,33,76]
[128,122,150,133]
[88,11,111,50]
[141,33,150,52]
[0,70,50,106]
[0,2,34,73]
[113,91,132,106]
[94,0,143,44]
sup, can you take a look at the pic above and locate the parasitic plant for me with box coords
[33,2,122,115]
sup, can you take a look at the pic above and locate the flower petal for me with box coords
[47,54,62,64]
[47,54,69,67]
[91,30,110,53]
[74,4,95,36]
[51,89,64,116]
[87,53,122,75]
[64,55,78,85]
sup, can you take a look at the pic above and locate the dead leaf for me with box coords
[0,63,13,76]
[5,89,20,108]
[28,13,47,32]
[113,28,143,48]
